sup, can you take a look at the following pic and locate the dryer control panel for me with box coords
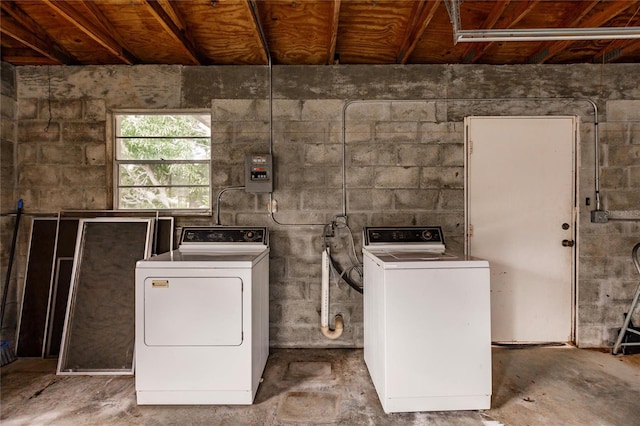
[363,226,444,246]
[180,227,268,245]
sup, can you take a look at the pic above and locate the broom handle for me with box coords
[1,199,23,329]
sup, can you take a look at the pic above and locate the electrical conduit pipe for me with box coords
[321,247,343,339]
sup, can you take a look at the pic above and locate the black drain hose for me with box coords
[328,254,363,294]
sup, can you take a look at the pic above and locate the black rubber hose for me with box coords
[1,199,23,329]
[328,253,363,294]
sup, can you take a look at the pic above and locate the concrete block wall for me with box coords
[579,100,640,345]
[1,62,18,337]
[3,63,640,348]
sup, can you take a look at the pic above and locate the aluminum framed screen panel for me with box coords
[45,218,79,358]
[46,216,173,358]
[16,218,57,357]
[58,219,153,374]
[45,257,74,358]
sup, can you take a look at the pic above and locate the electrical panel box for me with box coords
[245,154,273,193]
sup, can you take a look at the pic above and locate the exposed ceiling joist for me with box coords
[460,0,512,64]
[594,38,640,63]
[247,0,269,64]
[397,0,441,64]
[2,1,640,67]
[0,1,77,65]
[79,1,135,58]
[327,0,341,65]
[42,0,138,65]
[462,0,540,64]
[527,0,601,63]
[144,0,204,65]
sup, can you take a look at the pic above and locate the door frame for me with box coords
[464,115,579,344]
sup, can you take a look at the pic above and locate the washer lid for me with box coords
[363,248,489,269]
[372,250,459,261]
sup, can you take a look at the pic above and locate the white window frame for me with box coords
[112,110,212,214]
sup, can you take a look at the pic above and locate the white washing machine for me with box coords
[362,226,491,413]
[135,226,269,405]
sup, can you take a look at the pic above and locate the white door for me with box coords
[465,116,576,343]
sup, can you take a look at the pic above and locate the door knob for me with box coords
[562,239,575,247]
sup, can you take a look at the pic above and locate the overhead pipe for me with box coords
[454,27,640,43]
[320,247,344,340]
[444,0,640,44]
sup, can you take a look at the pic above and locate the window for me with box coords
[114,113,211,211]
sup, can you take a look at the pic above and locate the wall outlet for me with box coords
[590,210,608,223]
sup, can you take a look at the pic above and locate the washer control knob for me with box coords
[422,230,432,241]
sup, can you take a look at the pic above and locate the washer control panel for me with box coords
[364,226,444,246]
[180,227,268,245]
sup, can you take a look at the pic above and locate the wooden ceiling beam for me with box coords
[79,1,134,56]
[593,38,640,63]
[0,50,58,66]
[397,0,441,64]
[529,1,637,64]
[460,0,511,64]
[327,0,341,64]
[593,9,640,64]
[144,0,205,65]
[246,0,269,65]
[465,0,541,64]
[0,2,77,65]
[42,0,137,65]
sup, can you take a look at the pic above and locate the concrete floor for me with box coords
[1,347,639,425]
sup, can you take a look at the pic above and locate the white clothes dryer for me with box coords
[362,226,491,413]
[135,227,269,405]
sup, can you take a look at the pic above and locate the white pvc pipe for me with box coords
[320,248,343,339]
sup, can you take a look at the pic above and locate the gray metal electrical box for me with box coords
[245,154,273,193]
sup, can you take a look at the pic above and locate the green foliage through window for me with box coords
[115,113,211,210]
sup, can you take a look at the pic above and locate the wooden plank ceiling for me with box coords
[1,0,639,67]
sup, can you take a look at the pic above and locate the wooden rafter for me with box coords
[593,7,640,64]
[327,0,341,64]
[246,0,269,65]
[593,38,640,63]
[1,50,58,66]
[2,0,640,67]
[78,1,134,57]
[464,0,541,64]
[528,1,635,64]
[397,0,441,64]
[42,0,137,65]
[0,1,77,65]
[144,0,204,65]
[460,0,511,64]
